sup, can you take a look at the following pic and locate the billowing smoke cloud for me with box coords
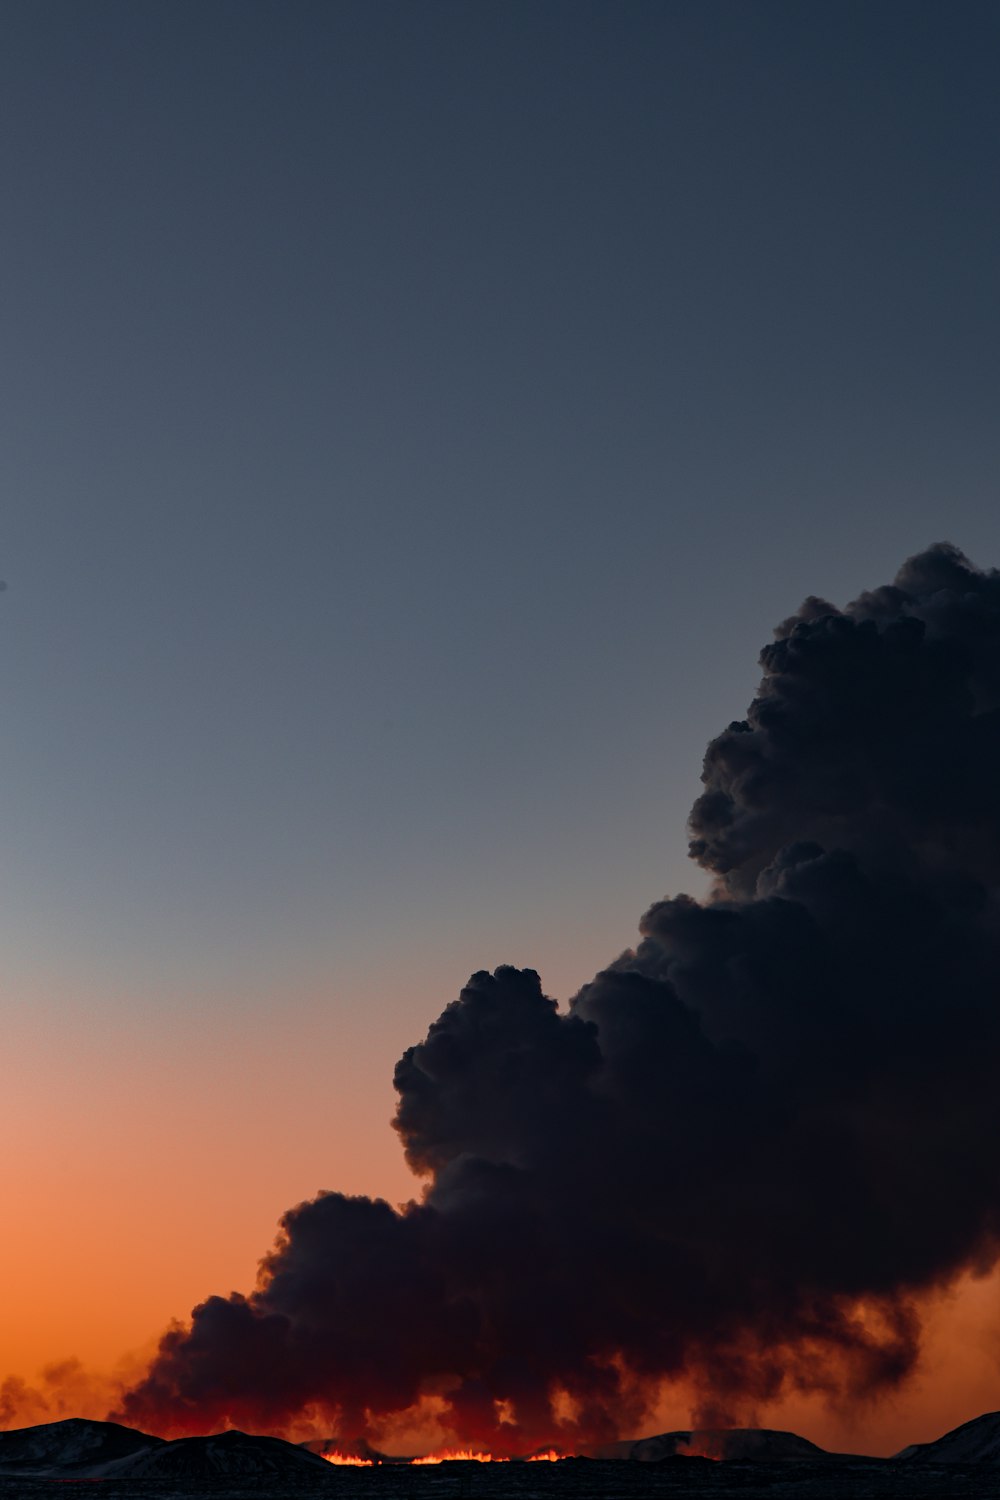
[118,543,1000,1448]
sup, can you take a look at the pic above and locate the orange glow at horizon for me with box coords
[5,980,1000,1457]
[6,1264,1000,1452]
[321,1452,376,1466]
[0,970,419,1387]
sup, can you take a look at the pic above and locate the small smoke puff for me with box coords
[118,543,1000,1449]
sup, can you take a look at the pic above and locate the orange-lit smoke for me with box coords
[0,1357,143,1431]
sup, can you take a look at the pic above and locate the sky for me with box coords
[1,0,999,1455]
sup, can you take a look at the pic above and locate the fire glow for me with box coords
[320,1448,568,1467]
[411,1450,507,1464]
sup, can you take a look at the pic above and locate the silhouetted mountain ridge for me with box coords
[895,1410,1000,1462]
[105,1429,332,1477]
[585,1428,870,1461]
[0,1416,163,1474]
[8,1410,1000,1475]
[0,1420,329,1478]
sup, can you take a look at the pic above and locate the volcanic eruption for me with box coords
[117,543,1000,1454]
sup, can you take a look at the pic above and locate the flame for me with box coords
[321,1444,572,1466]
[411,1450,507,1464]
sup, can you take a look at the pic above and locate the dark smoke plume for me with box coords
[119,544,1000,1448]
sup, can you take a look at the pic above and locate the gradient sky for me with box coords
[2,0,999,1453]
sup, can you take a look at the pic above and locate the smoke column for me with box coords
[119,544,1000,1448]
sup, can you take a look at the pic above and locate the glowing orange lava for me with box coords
[321,1452,376,1466]
[527,1449,563,1461]
[411,1450,508,1464]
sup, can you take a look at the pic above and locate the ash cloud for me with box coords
[119,543,1000,1447]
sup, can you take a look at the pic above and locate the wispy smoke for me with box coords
[2,1360,129,1430]
[118,543,1000,1448]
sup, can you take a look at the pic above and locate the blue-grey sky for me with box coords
[2,0,1000,1395]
